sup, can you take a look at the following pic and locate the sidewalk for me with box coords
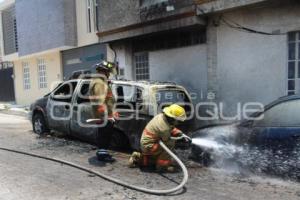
[0,103,29,117]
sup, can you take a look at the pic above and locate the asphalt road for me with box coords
[0,113,300,200]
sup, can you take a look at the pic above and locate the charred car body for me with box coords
[30,78,195,150]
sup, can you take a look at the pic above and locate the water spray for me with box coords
[173,134,222,153]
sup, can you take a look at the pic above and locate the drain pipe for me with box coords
[0,141,188,195]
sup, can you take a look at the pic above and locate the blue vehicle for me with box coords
[191,95,300,161]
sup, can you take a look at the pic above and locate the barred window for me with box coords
[86,0,92,33]
[94,0,99,31]
[134,52,149,80]
[22,62,30,90]
[86,0,99,32]
[287,32,300,95]
[14,18,18,51]
[37,59,47,89]
[132,28,206,52]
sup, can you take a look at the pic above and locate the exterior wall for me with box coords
[149,45,207,103]
[76,0,98,47]
[206,17,219,101]
[98,0,205,43]
[63,0,77,47]
[113,42,134,80]
[98,0,140,32]
[15,0,77,56]
[62,43,107,80]
[214,1,300,116]
[99,0,197,32]
[196,0,268,14]
[113,43,208,102]
[14,51,62,105]
[114,43,208,102]
[0,9,3,61]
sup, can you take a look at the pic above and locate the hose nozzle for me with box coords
[171,133,192,143]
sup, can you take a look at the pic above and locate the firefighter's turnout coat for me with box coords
[89,77,115,119]
[140,113,182,167]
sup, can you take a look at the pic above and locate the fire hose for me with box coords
[0,135,191,195]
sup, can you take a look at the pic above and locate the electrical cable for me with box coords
[221,17,287,36]
[0,140,189,195]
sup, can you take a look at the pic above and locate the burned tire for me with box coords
[32,113,49,135]
[191,146,213,166]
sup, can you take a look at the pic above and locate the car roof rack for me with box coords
[115,79,177,85]
[69,73,178,86]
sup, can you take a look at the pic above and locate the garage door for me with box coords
[0,63,15,102]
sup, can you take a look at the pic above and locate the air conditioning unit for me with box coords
[141,0,169,8]
[140,0,176,20]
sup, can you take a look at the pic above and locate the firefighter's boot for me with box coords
[128,152,142,168]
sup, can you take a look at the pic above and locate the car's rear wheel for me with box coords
[33,113,49,135]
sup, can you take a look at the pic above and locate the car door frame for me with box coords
[112,83,150,149]
[69,79,99,143]
[46,80,78,134]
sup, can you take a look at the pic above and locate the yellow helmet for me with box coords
[163,104,187,122]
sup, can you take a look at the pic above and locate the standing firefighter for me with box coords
[129,104,187,172]
[89,61,117,149]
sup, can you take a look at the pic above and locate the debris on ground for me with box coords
[31,134,96,154]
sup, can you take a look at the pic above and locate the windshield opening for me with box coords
[156,89,191,114]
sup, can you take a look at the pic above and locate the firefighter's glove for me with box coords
[181,133,192,144]
[108,117,116,124]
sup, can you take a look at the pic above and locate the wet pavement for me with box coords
[191,127,300,181]
[0,113,300,200]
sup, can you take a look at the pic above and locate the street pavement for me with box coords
[0,113,300,200]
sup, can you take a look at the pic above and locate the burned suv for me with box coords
[29,79,194,150]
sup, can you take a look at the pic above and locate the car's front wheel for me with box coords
[191,145,213,166]
[32,113,49,135]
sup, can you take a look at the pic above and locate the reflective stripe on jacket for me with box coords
[89,78,115,119]
[141,113,182,151]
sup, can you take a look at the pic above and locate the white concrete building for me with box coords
[199,0,300,116]
[61,0,110,81]
[98,0,207,103]
[97,0,300,119]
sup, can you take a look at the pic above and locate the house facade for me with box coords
[1,0,299,117]
[97,0,300,118]
[0,0,77,105]
[0,0,110,105]
[197,0,300,116]
[60,0,112,81]
[98,0,208,104]
[0,0,16,102]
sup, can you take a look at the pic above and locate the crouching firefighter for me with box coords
[129,104,187,172]
[89,61,118,150]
